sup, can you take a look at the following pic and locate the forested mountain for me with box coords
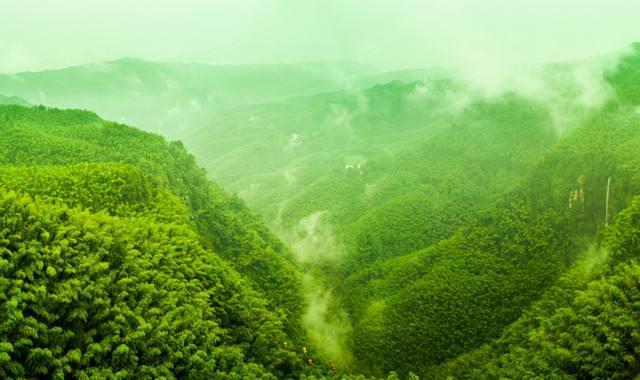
[183,57,611,263]
[2,41,640,379]
[184,43,640,378]
[0,59,376,139]
[0,95,30,106]
[0,105,316,378]
[343,43,640,378]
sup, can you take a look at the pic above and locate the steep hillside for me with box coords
[427,45,640,379]
[0,105,313,378]
[0,104,306,326]
[347,43,640,378]
[433,195,640,379]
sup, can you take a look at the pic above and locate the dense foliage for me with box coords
[2,42,640,379]
[426,44,640,379]
[0,105,314,378]
[431,197,640,379]
[0,190,299,378]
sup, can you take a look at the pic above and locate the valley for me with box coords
[2,6,640,377]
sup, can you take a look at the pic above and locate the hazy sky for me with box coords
[1,0,639,73]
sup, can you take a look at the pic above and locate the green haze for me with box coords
[2,2,640,379]
[2,0,640,72]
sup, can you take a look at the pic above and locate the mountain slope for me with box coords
[0,104,312,378]
[2,45,639,379]
[0,95,30,106]
[395,44,640,378]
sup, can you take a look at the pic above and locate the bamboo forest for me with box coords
[1,1,640,378]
